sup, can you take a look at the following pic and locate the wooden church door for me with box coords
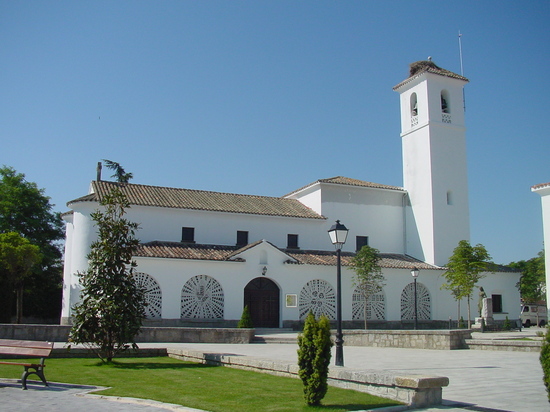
[244,277,280,328]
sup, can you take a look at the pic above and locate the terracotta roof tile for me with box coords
[135,241,245,262]
[393,60,469,90]
[68,181,324,220]
[532,182,550,191]
[285,176,403,197]
[134,241,441,270]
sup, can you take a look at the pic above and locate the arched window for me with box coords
[400,282,431,320]
[410,93,419,127]
[352,287,385,320]
[134,272,162,319]
[299,279,336,320]
[440,90,450,113]
[441,90,451,123]
[181,275,224,319]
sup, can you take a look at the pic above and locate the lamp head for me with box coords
[328,220,349,250]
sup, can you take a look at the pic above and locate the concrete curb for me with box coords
[168,348,449,408]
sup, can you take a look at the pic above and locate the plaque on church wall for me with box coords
[286,294,297,308]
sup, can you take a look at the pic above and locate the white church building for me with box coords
[61,61,520,328]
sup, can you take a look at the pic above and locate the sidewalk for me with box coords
[0,328,547,411]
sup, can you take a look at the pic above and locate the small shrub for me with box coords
[540,326,550,402]
[237,305,253,328]
[297,311,333,406]
[503,316,511,331]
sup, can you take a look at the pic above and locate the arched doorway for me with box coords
[244,277,280,328]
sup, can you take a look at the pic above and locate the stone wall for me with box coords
[342,329,472,350]
[465,339,542,352]
[0,324,254,344]
[169,348,448,408]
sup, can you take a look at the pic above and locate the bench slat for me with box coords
[0,340,53,357]
[0,339,53,350]
[0,347,51,357]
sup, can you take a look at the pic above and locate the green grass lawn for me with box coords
[0,357,401,412]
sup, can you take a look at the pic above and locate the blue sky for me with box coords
[1,1,548,264]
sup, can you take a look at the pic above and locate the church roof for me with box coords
[285,176,404,197]
[393,60,469,90]
[532,182,550,191]
[68,180,324,220]
[134,241,440,270]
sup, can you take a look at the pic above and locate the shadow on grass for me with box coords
[90,361,218,370]
[306,402,401,410]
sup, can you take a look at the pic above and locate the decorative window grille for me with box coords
[442,113,452,124]
[411,115,419,127]
[181,275,224,319]
[134,272,162,319]
[352,288,385,320]
[400,282,431,320]
[299,279,336,320]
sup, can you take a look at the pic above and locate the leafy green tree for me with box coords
[509,250,545,304]
[103,159,133,183]
[442,240,492,329]
[349,245,385,329]
[0,166,64,322]
[0,232,42,323]
[297,311,333,406]
[69,188,146,362]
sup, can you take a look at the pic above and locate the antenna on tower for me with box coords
[458,30,466,112]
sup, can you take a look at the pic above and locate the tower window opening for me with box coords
[410,93,418,127]
[446,191,453,205]
[441,90,451,123]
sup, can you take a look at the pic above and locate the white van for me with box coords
[520,304,547,327]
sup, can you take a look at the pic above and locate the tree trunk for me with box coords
[363,293,368,330]
[15,283,23,324]
[467,294,472,329]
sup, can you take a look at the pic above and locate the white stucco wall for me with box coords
[397,72,470,266]
[532,183,550,308]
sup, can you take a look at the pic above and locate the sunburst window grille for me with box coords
[352,287,385,320]
[134,272,162,319]
[181,275,224,319]
[299,279,336,320]
[400,282,431,320]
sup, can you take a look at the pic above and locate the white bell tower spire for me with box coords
[394,60,470,266]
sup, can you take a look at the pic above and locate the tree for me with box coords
[509,250,545,304]
[0,232,42,323]
[103,159,133,183]
[69,188,146,362]
[0,166,64,323]
[348,245,385,329]
[297,312,333,406]
[442,240,492,329]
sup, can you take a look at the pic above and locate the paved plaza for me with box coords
[0,329,547,412]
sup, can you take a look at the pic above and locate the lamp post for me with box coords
[328,220,349,367]
[411,267,419,330]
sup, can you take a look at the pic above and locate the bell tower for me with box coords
[394,60,470,266]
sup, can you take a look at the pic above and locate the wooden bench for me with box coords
[0,339,54,390]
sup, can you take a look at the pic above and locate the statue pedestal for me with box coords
[472,317,483,329]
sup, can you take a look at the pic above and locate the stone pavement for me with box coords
[0,328,547,412]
